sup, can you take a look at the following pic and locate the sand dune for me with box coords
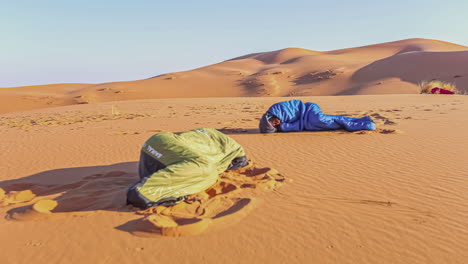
[353,50,468,84]
[1,38,467,263]
[0,95,466,263]
[1,38,467,114]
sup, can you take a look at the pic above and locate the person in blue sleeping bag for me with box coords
[259,100,376,133]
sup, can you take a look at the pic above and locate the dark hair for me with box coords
[259,113,277,133]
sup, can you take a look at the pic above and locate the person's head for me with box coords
[259,113,281,133]
[268,116,281,128]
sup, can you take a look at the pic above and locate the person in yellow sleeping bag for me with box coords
[126,128,248,209]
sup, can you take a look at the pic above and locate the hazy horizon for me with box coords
[2,0,467,88]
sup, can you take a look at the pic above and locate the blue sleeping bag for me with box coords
[266,100,376,132]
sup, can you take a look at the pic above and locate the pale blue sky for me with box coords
[1,0,467,87]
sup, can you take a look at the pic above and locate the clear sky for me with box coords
[1,0,467,88]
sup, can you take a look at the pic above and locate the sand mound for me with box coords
[129,162,287,237]
[353,51,468,94]
[2,161,287,237]
[326,38,467,57]
[235,47,319,64]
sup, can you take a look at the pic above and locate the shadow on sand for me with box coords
[1,160,286,237]
[1,162,139,214]
[218,128,261,135]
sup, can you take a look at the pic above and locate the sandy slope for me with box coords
[0,95,466,264]
[1,38,467,114]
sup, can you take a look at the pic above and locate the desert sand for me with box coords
[0,38,467,264]
[1,38,467,114]
[0,95,467,263]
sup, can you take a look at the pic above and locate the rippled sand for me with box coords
[0,95,467,263]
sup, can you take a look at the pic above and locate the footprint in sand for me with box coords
[127,163,287,237]
[353,128,403,135]
[33,200,58,213]
[137,197,257,237]
[7,199,59,221]
[0,188,57,221]
[4,170,134,221]
[4,166,287,237]
[383,120,398,125]
[353,130,374,135]
[369,113,398,126]
[0,188,36,206]
[378,129,403,134]
[112,131,141,135]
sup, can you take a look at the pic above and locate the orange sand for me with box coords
[0,38,467,263]
[0,95,467,263]
[1,38,467,114]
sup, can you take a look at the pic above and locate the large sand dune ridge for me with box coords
[1,38,467,114]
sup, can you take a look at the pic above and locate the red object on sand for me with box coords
[431,87,455,94]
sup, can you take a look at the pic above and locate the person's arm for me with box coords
[208,128,246,158]
[267,100,303,123]
[280,119,302,132]
[128,159,217,208]
[207,128,249,170]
